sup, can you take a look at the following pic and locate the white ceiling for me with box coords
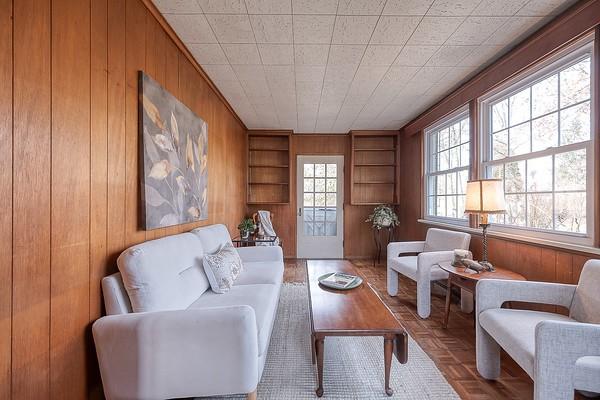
[154,0,577,133]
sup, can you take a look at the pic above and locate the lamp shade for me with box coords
[464,179,506,214]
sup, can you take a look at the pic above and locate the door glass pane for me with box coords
[303,193,314,206]
[326,163,337,177]
[326,193,336,207]
[326,222,337,236]
[313,222,325,235]
[314,178,325,192]
[314,207,325,221]
[315,193,325,207]
[325,209,336,221]
[304,163,314,177]
[326,178,336,192]
[315,163,326,177]
[303,178,314,192]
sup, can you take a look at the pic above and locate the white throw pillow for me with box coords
[202,243,243,293]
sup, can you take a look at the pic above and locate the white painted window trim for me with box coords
[477,35,596,247]
[423,105,470,227]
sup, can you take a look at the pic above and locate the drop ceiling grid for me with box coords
[155,0,578,133]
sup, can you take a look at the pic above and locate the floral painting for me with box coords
[139,71,208,229]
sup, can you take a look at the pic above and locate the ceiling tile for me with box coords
[410,66,452,85]
[293,15,336,44]
[245,0,292,14]
[294,44,329,65]
[250,15,293,43]
[206,14,254,43]
[517,0,576,16]
[154,0,202,14]
[188,44,228,64]
[232,64,266,81]
[197,0,246,13]
[202,64,238,81]
[353,65,388,82]
[426,45,476,66]
[382,0,434,15]
[328,45,366,65]
[258,44,294,64]
[382,66,420,85]
[371,16,421,45]
[459,45,505,67]
[295,65,326,82]
[394,46,439,66]
[361,45,402,65]
[292,0,338,14]
[337,0,386,15]
[165,14,217,43]
[222,43,262,64]
[484,17,543,45]
[264,65,295,81]
[406,16,464,45]
[324,65,358,82]
[471,0,529,16]
[427,0,481,16]
[447,17,508,45]
[332,16,379,45]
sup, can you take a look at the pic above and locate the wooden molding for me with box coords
[140,0,247,130]
[402,0,600,136]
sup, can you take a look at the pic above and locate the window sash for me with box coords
[478,38,595,245]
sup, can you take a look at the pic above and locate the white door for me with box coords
[297,155,344,258]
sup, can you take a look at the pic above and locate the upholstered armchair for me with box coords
[476,259,600,400]
[387,228,471,318]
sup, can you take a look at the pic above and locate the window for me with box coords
[480,40,595,245]
[425,109,470,224]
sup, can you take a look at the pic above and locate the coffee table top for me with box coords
[437,261,526,282]
[306,260,404,335]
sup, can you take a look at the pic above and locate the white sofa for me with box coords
[387,228,471,318]
[93,224,284,400]
[476,259,600,400]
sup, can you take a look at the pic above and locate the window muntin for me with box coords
[425,110,470,223]
[481,44,594,243]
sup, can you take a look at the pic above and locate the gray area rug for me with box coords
[200,283,459,400]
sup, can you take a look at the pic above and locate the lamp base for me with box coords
[479,260,495,272]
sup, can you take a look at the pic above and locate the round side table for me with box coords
[438,261,526,328]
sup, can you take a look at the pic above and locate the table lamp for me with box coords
[464,179,506,272]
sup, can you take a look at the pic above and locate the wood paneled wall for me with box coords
[1,0,247,397]
[397,2,600,288]
[247,134,399,259]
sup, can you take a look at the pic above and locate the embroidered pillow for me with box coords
[202,243,243,294]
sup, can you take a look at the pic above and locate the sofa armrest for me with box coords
[387,241,425,258]
[236,245,283,263]
[535,321,600,397]
[93,306,259,399]
[476,280,577,315]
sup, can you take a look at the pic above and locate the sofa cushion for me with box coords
[423,228,470,252]
[117,233,209,313]
[388,256,448,282]
[479,308,574,376]
[235,261,284,286]
[191,224,233,254]
[203,243,244,294]
[188,284,279,356]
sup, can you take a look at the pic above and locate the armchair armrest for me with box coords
[387,241,425,258]
[236,245,283,263]
[476,280,577,315]
[535,321,600,398]
[93,306,259,399]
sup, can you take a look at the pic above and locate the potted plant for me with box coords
[238,217,256,239]
[366,204,399,230]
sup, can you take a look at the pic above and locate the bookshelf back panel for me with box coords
[354,150,395,165]
[354,136,395,150]
[353,184,395,204]
[249,150,289,166]
[249,136,289,151]
[248,184,289,203]
[249,167,289,184]
[353,166,395,183]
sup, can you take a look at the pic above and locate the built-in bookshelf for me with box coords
[350,131,400,205]
[247,130,291,204]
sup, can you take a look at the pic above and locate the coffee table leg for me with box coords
[443,278,452,328]
[315,337,324,397]
[384,337,394,396]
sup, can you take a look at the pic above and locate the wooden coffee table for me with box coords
[306,260,407,397]
[438,261,526,328]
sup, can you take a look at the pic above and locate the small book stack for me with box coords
[320,272,358,289]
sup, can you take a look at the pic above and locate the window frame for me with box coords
[478,36,595,246]
[423,106,470,226]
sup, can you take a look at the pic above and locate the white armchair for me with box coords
[387,228,471,318]
[476,259,600,400]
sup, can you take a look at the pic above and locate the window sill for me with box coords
[417,219,600,256]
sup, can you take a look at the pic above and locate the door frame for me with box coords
[296,155,344,259]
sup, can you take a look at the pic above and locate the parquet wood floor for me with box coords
[283,258,536,400]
